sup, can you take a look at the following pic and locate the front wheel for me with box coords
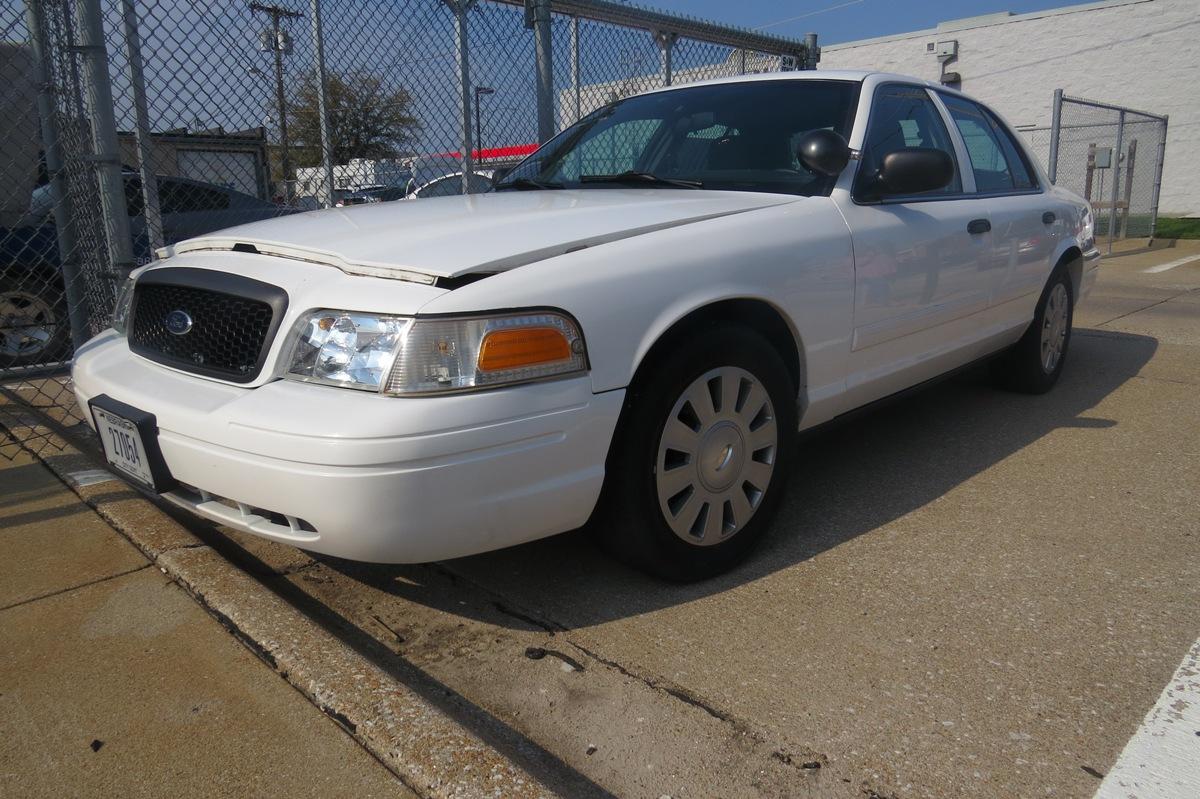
[597,325,797,581]
[991,268,1074,394]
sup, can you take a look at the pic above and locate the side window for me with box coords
[940,94,1035,193]
[856,85,961,197]
[984,108,1036,191]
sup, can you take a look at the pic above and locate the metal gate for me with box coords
[1022,91,1169,252]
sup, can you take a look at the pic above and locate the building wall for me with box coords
[820,0,1199,215]
[117,131,270,200]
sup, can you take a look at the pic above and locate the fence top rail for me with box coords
[1062,94,1168,122]
[492,0,811,56]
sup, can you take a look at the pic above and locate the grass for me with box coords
[1153,216,1200,239]
[1092,214,1200,239]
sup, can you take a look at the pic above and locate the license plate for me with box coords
[89,396,174,493]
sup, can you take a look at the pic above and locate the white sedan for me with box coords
[72,70,1099,581]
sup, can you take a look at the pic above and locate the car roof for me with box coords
[635,69,947,97]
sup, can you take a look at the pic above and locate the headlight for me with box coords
[282,309,587,395]
[1080,204,1095,247]
[111,277,135,335]
[283,311,410,391]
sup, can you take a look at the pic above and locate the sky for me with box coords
[640,0,1096,44]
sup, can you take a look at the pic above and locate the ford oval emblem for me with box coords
[165,309,193,336]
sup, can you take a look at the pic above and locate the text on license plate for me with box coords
[93,407,155,487]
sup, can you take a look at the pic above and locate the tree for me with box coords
[288,70,421,167]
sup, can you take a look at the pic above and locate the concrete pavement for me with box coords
[0,450,413,798]
[3,238,1197,798]
[188,240,1200,798]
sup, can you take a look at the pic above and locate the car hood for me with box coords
[165,189,796,283]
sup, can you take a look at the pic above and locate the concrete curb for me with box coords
[0,403,560,799]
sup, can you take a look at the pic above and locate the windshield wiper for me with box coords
[580,171,703,189]
[494,177,564,191]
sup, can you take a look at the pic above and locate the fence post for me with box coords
[527,0,554,143]
[24,0,90,350]
[445,0,475,192]
[120,0,162,257]
[308,0,335,207]
[1148,115,1168,242]
[1119,138,1136,239]
[569,15,580,123]
[804,33,819,69]
[1047,88,1063,184]
[75,0,136,285]
[1107,110,1124,254]
[656,31,676,87]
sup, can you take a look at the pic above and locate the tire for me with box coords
[991,267,1074,394]
[0,270,70,370]
[596,324,797,581]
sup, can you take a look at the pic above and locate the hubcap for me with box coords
[1040,282,1069,374]
[0,289,58,360]
[655,366,778,547]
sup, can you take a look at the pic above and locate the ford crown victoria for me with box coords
[72,71,1099,580]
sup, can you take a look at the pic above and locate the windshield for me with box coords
[496,79,858,196]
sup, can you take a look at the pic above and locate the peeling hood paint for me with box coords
[166,189,797,282]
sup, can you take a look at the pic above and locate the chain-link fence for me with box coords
[1021,91,1168,250]
[1,0,813,457]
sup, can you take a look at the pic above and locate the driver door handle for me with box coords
[967,218,991,235]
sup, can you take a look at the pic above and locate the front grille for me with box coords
[128,268,288,382]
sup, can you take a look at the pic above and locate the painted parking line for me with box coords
[1143,254,1200,273]
[1094,636,1200,798]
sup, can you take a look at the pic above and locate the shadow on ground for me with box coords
[322,327,1157,630]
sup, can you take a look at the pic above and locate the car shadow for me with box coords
[321,327,1156,631]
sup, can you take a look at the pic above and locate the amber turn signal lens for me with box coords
[477,327,571,372]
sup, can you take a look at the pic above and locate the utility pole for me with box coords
[251,2,302,202]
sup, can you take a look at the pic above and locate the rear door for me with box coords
[937,93,1057,318]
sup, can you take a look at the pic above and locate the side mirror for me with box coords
[797,129,851,177]
[876,148,954,196]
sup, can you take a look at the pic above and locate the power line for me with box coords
[756,0,866,31]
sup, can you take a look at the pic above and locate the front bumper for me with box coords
[72,331,624,562]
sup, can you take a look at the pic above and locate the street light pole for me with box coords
[250,2,302,202]
[474,86,494,162]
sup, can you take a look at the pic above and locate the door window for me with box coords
[856,84,961,198]
[940,94,1036,193]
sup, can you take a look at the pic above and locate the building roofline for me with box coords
[822,0,1152,51]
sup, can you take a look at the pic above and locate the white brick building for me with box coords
[819,0,1198,215]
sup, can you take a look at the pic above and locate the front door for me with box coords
[833,83,993,406]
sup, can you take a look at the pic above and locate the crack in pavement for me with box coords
[0,564,153,613]
[454,565,837,778]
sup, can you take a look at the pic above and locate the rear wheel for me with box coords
[991,267,1073,394]
[597,325,796,581]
